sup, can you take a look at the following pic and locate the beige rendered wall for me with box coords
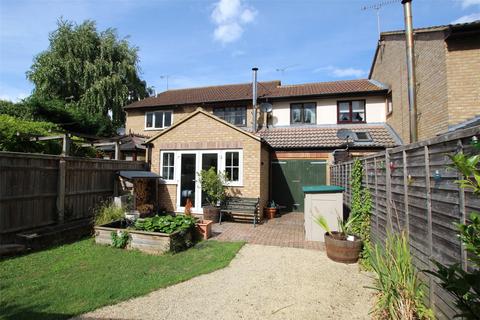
[270,95,386,126]
[370,31,449,143]
[445,35,480,126]
[150,111,264,213]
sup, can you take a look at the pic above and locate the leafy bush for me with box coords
[349,159,373,268]
[367,232,434,320]
[197,168,227,207]
[94,201,125,226]
[425,151,480,319]
[134,215,196,234]
[111,231,129,248]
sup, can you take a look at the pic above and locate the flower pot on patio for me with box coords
[324,232,362,264]
[264,207,277,219]
[196,219,213,240]
[203,206,220,223]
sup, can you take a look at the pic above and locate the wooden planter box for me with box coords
[94,220,193,255]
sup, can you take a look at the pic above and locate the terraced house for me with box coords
[124,77,400,214]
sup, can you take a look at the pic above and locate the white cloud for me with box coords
[211,0,257,44]
[452,12,480,23]
[313,66,367,79]
[456,0,480,9]
[231,50,246,57]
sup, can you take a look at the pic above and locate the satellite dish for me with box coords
[260,102,273,113]
[337,128,354,141]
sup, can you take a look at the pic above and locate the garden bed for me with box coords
[94,220,193,254]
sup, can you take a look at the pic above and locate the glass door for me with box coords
[201,153,218,206]
[180,154,196,208]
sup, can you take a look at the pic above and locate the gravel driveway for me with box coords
[76,244,373,320]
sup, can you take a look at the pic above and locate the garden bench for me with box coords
[220,197,260,226]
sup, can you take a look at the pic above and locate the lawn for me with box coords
[0,239,244,320]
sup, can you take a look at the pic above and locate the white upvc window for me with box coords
[145,111,173,129]
[160,152,175,181]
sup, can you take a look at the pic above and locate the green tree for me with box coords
[27,19,150,127]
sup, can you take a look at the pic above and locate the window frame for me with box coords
[336,99,367,124]
[145,110,173,130]
[213,106,247,127]
[160,151,175,182]
[386,94,393,117]
[289,102,317,125]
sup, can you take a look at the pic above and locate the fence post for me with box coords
[402,150,410,235]
[57,157,66,223]
[456,139,468,271]
[424,145,435,310]
[385,150,393,232]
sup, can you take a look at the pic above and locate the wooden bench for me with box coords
[220,197,260,226]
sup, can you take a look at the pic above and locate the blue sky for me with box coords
[1,0,479,101]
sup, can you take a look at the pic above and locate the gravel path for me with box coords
[76,244,373,320]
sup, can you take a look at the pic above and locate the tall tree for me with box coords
[27,19,150,127]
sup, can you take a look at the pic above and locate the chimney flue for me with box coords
[252,67,258,132]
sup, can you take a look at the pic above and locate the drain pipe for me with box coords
[402,0,418,143]
[252,67,258,132]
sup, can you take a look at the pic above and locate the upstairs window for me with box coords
[145,111,173,129]
[337,100,366,123]
[290,102,316,124]
[213,107,246,126]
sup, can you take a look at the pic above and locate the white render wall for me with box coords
[270,95,386,126]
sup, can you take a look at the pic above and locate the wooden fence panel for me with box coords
[330,126,480,319]
[0,152,146,243]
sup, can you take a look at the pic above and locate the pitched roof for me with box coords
[379,19,480,37]
[125,81,280,110]
[256,124,399,149]
[124,79,388,110]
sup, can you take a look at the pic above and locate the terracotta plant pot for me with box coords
[203,206,220,223]
[324,231,363,264]
[264,207,277,219]
[196,220,213,240]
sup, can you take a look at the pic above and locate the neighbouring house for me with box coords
[124,78,400,213]
[92,134,147,161]
[369,20,480,143]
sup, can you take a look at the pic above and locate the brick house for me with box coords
[369,20,480,143]
[124,79,399,214]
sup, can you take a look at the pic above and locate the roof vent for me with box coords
[353,131,373,142]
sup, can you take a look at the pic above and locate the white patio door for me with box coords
[176,151,219,213]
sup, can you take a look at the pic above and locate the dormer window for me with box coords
[337,100,366,123]
[145,111,173,129]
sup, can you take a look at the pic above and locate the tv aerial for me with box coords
[260,102,273,113]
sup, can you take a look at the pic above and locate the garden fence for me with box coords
[331,126,480,320]
[0,152,146,243]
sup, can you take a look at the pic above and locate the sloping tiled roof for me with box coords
[125,81,280,109]
[267,79,387,98]
[124,79,388,110]
[380,19,480,36]
[256,124,399,149]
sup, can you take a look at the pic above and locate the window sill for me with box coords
[144,127,170,131]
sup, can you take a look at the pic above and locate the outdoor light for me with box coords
[389,162,396,171]
[433,170,442,183]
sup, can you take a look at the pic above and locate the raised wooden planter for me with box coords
[94,220,193,255]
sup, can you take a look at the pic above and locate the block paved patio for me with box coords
[211,211,324,250]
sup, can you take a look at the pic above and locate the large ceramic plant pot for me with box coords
[324,231,362,264]
[263,207,277,219]
[203,206,220,223]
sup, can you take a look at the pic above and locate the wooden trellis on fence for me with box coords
[331,126,480,320]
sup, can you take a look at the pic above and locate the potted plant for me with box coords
[264,200,278,219]
[197,168,227,223]
[314,214,363,264]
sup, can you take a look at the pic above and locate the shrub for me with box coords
[197,168,227,207]
[349,159,373,268]
[94,201,124,226]
[367,232,434,320]
[134,215,196,234]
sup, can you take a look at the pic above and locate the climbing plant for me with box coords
[349,159,373,268]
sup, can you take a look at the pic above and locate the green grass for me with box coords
[0,239,244,320]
